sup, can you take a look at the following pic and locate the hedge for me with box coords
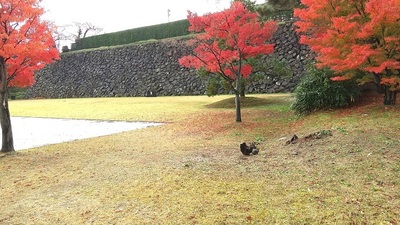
[71,19,190,51]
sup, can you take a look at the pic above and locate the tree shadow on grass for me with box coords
[205,96,291,109]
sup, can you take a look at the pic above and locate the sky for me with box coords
[40,1,266,34]
[40,0,264,48]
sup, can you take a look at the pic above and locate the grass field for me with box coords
[1,93,399,224]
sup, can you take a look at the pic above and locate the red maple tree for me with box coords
[0,0,59,152]
[294,0,400,105]
[179,2,277,122]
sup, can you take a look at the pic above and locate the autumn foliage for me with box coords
[179,2,277,121]
[294,0,400,105]
[179,2,277,81]
[0,0,59,87]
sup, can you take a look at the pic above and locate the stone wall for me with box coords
[27,22,312,98]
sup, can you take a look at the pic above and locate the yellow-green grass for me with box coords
[1,93,399,224]
[10,96,211,122]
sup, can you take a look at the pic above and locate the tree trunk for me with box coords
[373,73,397,105]
[240,79,246,97]
[0,57,14,153]
[373,73,384,93]
[235,77,242,122]
[383,86,397,105]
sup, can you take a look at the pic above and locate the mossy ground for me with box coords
[1,94,399,224]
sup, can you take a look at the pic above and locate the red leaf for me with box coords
[0,0,59,88]
[294,0,400,88]
[178,2,277,84]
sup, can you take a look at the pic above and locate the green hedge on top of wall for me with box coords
[71,19,190,51]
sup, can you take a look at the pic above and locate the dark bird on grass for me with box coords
[240,142,259,156]
[285,134,298,145]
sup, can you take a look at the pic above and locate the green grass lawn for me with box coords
[1,93,399,224]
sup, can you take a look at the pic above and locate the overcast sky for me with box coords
[40,0,265,34]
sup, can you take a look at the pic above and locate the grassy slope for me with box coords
[1,94,399,224]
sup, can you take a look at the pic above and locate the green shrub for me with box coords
[198,68,229,97]
[291,65,360,115]
[61,46,70,53]
[205,76,220,96]
[9,87,28,100]
[264,55,293,78]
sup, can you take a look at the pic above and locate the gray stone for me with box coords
[27,22,312,99]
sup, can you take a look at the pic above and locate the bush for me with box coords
[61,46,70,53]
[9,87,28,100]
[291,65,360,115]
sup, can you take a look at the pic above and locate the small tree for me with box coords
[179,2,277,122]
[51,23,69,51]
[294,0,400,105]
[72,22,103,40]
[51,22,103,51]
[0,0,59,152]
